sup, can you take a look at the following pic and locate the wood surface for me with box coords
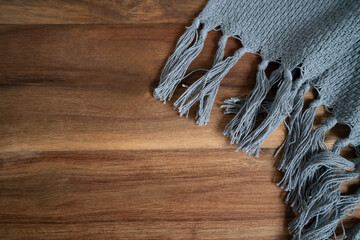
[0,1,358,239]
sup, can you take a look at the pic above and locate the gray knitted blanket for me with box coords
[153,1,360,239]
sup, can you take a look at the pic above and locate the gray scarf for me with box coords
[153,1,360,239]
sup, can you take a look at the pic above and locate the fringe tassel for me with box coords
[223,62,283,144]
[289,144,347,211]
[288,151,358,235]
[308,117,337,155]
[222,96,246,115]
[235,69,295,156]
[283,118,338,211]
[222,96,273,116]
[332,137,353,154]
[154,22,360,239]
[290,172,359,236]
[154,18,209,102]
[193,35,228,125]
[174,47,247,125]
[293,189,360,240]
[277,97,324,192]
[277,82,311,170]
[213,35,228,65]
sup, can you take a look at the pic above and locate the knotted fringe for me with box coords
[153,24,360,239]
[232,69,295,156]
[223,62,283,145]
[182,35,234,125]
[332,136,354,155]
[154,18,209,102]
[153,20,249,125]
[174,47,247,125]
[193,35,228,123]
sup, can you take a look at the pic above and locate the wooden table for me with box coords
[0,1,358,239]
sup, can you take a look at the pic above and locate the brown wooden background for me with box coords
[0,1,358,239]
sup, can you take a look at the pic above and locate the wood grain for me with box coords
[0,1,358,239]
[0,0,207,24]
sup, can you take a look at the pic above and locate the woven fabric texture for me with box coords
[153,1,360,239]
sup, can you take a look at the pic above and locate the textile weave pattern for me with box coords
[153,0,360,239]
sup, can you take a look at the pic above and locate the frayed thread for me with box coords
[222,96,273,116]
